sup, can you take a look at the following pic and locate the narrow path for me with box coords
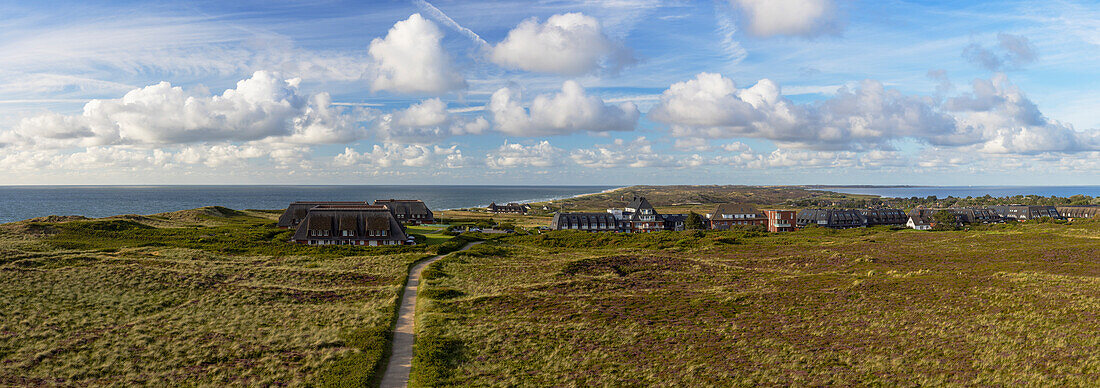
[380,241,480,388]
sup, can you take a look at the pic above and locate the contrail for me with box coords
[413,0,491,50]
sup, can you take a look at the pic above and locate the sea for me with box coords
[816,186,1100,199]
[0,185,616,224]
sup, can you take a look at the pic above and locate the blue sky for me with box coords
[1,0,1099,185]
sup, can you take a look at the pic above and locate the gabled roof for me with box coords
[372,199,433,217]
[626,196,654,210]
[551,212,620,229]
[277,201,370,227]
[709,203,765,218]
[291,207,407,242]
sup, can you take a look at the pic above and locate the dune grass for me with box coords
[0,207,432,386]
[414,221,1100,386]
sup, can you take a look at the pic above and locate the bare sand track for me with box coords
[379,242,480,388]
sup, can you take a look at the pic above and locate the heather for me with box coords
[414,221,1100,386]
[0,207,441,385]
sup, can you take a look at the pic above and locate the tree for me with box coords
[932,210,960,231]
[685,212,706,230]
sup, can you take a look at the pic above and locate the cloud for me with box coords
[962,33,1038,71]
[369,14,466,94]
[570,137,676,168]
[729,0,840,38]
[485,140,562,168]
[650,72,957,150]
[334,143,464,168]
[947,74,1095,154]
[653,72,1100,155]
[7,71,362,148]
[489,80,639,136]
[673,137,713,151]
[998,33,1038,65]
[374,98,488,143]
[0,142,310,172]
[490,13,633,75]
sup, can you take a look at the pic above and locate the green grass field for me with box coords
[9,204,1100,385]
[414,221,1100,386]
[405,224,454,246]
[0,207,445,386]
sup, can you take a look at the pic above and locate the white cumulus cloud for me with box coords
[368,13,466,94]
[485,141,562,168]
[8,71,362,148]
[489,80,639,137]
[334,143,464,168]
[490,13,632,75]
[374,98,488,143]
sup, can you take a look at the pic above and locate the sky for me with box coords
[2,0,1100,186]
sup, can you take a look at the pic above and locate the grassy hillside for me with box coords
[0,207,442,386]
[414,221,1100,386]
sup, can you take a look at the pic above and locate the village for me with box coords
[274,195,1100,246]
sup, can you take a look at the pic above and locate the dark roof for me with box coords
[490,202,528,211]
[551,212,620,230]
[662,214,688,223]
[1058,206,1100,218]
[859,209,907,225]
[709,203,765,218]
[373,199,433,218]
[989,205,1061,220]
[796,209,866,228]
[626,196,654,211]
[277,201,369,228]
[291,207,407,242]
[907,208,1003,225]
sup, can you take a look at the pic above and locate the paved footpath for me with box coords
[379,242,480,388]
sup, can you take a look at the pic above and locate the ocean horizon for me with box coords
[0,185,618,224]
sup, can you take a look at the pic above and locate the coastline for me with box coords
[448,186,629,211]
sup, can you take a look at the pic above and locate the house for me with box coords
[762,210,796,232]
[290,205,410,246]
[1057,206,1100,220]
[989,205,1062,221]
[706,203,767,230]
[662,214,689,231]
[795,209,867,229]
[552,196,685,233]
[622,196,664,232]
[373,199,434,225]
[906,213,933,230]
[489,202,530,214]
[948,207,1003,223]
[906,209,956,230]
[859,209,908,227]
[550,212,621,232]
[905,208,1002,230]
[277,201,369,229]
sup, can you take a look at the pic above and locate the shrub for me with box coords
[315,326,389,388]
[410,332,463,387]
[420,288,465,300]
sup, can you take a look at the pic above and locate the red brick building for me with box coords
[706,204,767,229]
[763,210,796,232]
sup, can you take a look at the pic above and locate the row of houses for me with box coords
[277,199,434,246]
[550,199,1090,233]
[550,197,797,233]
